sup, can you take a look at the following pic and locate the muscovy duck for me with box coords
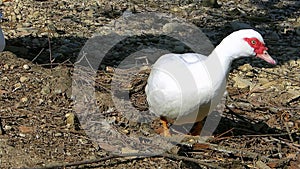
[145,29,276,136]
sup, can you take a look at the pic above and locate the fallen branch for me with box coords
[193,142,273,162]
[162,153,225,169]
[19,152,226,169]
[23,154,116,169]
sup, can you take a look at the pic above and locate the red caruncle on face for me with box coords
[243,37,268,55]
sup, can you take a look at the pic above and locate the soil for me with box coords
[0,0,299,168]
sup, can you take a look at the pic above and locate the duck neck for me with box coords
[199,47,233,110]
[207,45,236,72]
[205,46,238,97]
[204,45,236,93]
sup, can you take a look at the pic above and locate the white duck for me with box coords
[145,29,276,136]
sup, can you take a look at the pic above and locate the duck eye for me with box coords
[251,40,256,44]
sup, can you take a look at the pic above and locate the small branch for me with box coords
[162,153,226,169]
[32,48,45,62]
[18,152,226,169]
[23,154,116,169]
[0,115,28,119]
[193,142,273,162]
[47,31,54,69]
[267,137,300,152]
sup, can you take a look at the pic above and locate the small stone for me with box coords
[269,107,279,113]
[123,129,129,134]
[20,97,28,103]
[19,133,26,137]
[41,86,51,95]
[54,133,63,137]
[19,76,28,83]
[10,65,15,69]
[238,64,253,72]
[78,139,88,144]
[22,22,31,27]
[288,60,298,67]
[245,72,254,77]
[3,64,9,69]
[23,64,30,70]
[174,45,185,53]
[38,99,44,105]
[287,122,294,128]
[4,125,12,131]
[14,83,22,90]
[65,113,75,129]
[2,77,9,81]
[233,75,253,89]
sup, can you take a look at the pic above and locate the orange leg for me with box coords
[190,121,204,136]
[161,117,171,137]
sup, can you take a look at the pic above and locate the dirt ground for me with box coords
[0,0,299,168]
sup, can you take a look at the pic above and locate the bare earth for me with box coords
[0,0,299,168]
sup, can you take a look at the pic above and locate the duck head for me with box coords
[217,29,276,65]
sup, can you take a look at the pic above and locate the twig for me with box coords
[193,142,273,162]
[21,154,116,169]
[268,137,300,152]
[32,48,45,62]
[38,62,74,67]
[0,115,28,119]
[237,132,299,138]
[213,128,235,141]
[162,153,225,169]
[47,31,54,69]
[225,105,253,123]
[284,122,294,142]
[280,112,294,142]
[253,68,300,83]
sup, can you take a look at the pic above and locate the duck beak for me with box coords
[256,50,276,65]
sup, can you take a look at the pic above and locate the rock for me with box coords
[265,31,280,41]
[23,64,30,70]
[54,133,63,137]
[19,133,26,137]
[20,97,28,103]
[238,63,253,72]
[174,45,185,53]
[245,72,254,77]
[19,76,28,82]
[41,86,51,95]
[233,75,253,89]
[230,21,252,31]
[13,82,22,90]
[65,113,75,129]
